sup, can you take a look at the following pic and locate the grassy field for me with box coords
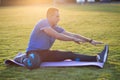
[0,3,120,80]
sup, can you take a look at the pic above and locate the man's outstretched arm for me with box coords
[43,27,82,44]
[62,31,103,45]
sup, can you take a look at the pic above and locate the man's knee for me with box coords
[23,51,42,70]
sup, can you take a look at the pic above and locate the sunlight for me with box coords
[25,0,52,4]
[3,0,53,6]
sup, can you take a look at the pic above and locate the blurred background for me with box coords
[0,0,120,6]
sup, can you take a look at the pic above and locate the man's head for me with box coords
[47,8,60,26]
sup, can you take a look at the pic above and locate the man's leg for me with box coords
[39,50,97,62]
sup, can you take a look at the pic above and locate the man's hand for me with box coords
[90,40,103,46]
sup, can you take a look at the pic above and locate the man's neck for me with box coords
[47,18,56,28]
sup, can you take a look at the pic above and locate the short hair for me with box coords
[47,8,59,17]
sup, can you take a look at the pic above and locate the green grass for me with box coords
[0,3,120,80]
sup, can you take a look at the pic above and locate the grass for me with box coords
[0,3,120,80]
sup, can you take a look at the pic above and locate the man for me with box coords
[14,8,108,69]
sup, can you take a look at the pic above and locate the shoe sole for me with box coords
[103,45,109,63]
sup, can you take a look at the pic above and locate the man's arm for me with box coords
[62,31,103,45]
[62,31,91,42]
[43,27,81,43]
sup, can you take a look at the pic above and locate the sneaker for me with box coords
[97,45,109,63]
[14,52,26,64]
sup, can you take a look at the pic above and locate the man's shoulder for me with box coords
[37,19,48,24]
[34,19,50,30]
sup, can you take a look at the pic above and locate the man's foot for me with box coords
[97,45,109,63]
